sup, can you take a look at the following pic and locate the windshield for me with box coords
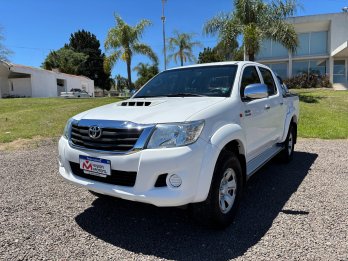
[134,65,238,98]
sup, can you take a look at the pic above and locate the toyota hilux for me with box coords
[58,61,299,228]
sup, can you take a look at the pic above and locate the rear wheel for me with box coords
[191,151,243,229]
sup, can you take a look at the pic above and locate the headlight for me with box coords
[63,118,74,139]
[147,120,204,149]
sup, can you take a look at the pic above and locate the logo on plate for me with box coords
[88,126,102,139]
[82,160,93,170]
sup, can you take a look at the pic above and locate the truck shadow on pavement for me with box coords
[75,151,317,261]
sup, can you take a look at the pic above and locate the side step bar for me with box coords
[246,145,283,178]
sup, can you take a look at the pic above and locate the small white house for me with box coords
[0,60,94,98]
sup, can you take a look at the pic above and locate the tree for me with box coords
[133,62,159,88]
[198,47,222,64]
[198,38,243,64]
[214,39,239,61]
[0,27,12,61]
[115,74,129,91]
[68,30,112,91]
[204,0,298,61]
[167,31,202,66]
[42,47,87,75]
[104,15,158,88]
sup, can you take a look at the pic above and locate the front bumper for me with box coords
[58,137,214,207]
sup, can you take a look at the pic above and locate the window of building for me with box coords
[310,60,327,75]
[272,42,288,58]
[333,60,346,84]
[258,39,272,59]
[295,33,310,56]
[264,63,288,79]
[292,59,328,76]
[240,66,261,97]
[257,39,288,59]
[294,31,328,57]
[310,31,328,55]
[292,61,309,75]
[259,67,277,96]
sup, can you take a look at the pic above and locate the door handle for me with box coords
[265,104,271,110]
[280,102,284,106]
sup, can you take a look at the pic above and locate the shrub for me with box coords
[284,73,332,89]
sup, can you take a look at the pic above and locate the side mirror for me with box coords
[244,83,268,100]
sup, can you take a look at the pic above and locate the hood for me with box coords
[74,97,226,124]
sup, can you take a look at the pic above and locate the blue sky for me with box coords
[1,0,347,80]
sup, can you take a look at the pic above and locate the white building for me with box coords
[0,61,94,98]
[256,12,348,90]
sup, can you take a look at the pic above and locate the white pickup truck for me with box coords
[58,61,299,228]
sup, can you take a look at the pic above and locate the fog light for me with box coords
[169,174,182,187]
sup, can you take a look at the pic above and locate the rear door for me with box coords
[258,66,284,143]
[240,66,271,161]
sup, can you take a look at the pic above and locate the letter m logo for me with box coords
[82,160,93,171]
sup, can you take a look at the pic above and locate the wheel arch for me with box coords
[193,124,247,202]
[221,140,247,188]
[281,112,298,143]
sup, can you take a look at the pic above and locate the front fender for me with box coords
[210,124,246,153]
[193,124,246,202]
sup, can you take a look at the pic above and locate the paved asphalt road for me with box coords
[0,139,347,261]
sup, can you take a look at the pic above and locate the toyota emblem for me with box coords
[88,126,102,139]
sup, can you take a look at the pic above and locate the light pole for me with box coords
[161,0,167,70]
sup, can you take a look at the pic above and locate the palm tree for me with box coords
[133,62,150,77]
[167,31,202,66]
[133,62,159,88]
[204,0,299,61]
[104,15,158,87]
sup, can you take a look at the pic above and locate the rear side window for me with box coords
[259,67,277,96]
[240,66,261,97]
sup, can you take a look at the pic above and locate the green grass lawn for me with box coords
[0,97,121,143]
[292,89,348,139]
[0,89,347,144]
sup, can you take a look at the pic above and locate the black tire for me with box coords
[278,124,295,163]
[190,151,243,229]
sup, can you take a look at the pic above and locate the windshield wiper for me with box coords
[166,93,207,97]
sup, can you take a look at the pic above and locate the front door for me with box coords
[240,66,271,161]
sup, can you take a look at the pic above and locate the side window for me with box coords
[259,67,277,96]
[240,66,261,98]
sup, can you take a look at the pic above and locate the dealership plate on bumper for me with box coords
[79,155,111,177]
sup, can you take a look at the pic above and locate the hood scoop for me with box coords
[121,101,152,107]
[118,99,167,107]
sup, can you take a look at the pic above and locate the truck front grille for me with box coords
[69,162,137,187]
[70,123,143,152]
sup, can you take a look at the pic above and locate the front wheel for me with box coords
[190,151,243,229]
